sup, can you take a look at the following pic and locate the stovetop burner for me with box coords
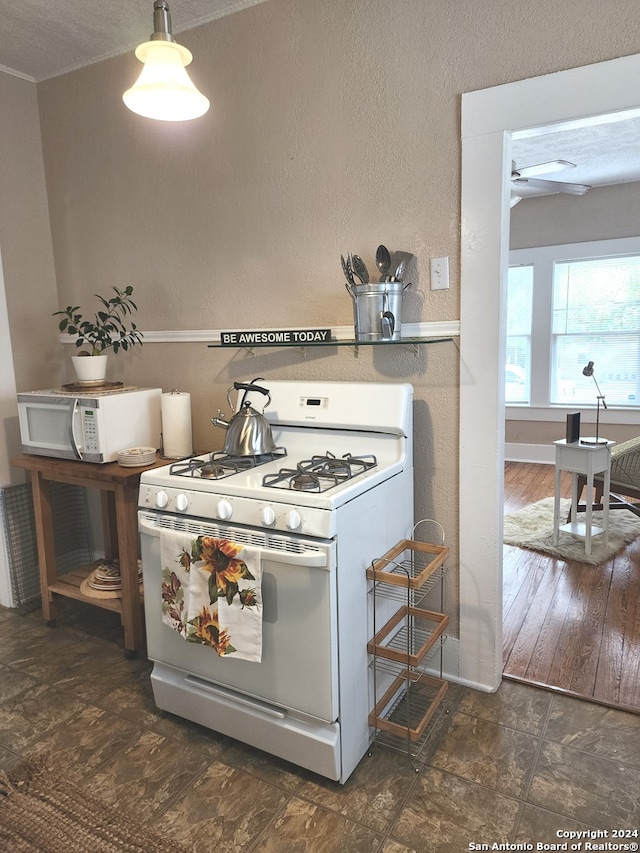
[200,462,230,479]
[292,472,323,492]
[263,452,377,493]
[169,448,287,480]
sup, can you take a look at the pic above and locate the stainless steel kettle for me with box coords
[211,379,277,456]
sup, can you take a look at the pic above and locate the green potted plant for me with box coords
[54,285,143,383]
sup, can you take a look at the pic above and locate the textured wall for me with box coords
[4,0,640,628]
[0,73,61,394]
[511,181,640,250]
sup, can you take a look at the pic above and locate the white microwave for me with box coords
[17,386,162,463]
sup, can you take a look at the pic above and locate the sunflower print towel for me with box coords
[160,529,263,662]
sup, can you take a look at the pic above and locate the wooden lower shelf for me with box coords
[46,563,143,615]
[369,670,448,742]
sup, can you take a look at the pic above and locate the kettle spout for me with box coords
[211,409,230,429]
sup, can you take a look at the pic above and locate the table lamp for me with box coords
[580,360,608,445]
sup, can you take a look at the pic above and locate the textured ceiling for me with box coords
[1,0,639,197]
[511,111,640,199]
[0,0,268,82]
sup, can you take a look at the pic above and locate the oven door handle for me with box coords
[138,514,330,568]
[260,548,328,567]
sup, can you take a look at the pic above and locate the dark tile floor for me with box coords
[1,601,639,852]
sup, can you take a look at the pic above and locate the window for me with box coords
[507,238,640,408]
[505,265,533,403]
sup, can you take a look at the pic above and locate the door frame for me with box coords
[458,54,640,691]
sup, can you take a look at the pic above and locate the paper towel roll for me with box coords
[161,390,193,459]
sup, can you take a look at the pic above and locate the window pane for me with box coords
[552,256,640,334]
[506,266,532,403]
[551,256,640,406]
[553,334,639,406]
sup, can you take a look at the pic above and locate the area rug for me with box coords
[0,755,189,853]
[503,497,640,565]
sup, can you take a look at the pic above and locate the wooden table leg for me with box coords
[101,491,118,563]
[29,471,58,625]
[113,481,143,657]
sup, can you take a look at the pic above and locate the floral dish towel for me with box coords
[160,528,263,662]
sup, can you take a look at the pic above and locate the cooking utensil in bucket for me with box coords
[351,255,370,284]
[375,245,392,282]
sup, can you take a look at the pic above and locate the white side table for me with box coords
[553,439,614,557]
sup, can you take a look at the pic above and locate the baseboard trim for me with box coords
[505,442,554,465]
[422,636,501,693]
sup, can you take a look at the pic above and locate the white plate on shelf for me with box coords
[117,447,157,467]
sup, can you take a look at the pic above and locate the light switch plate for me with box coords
[430,256,450,290]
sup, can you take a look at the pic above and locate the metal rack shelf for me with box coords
[367,539,448,589]
[367,532,450,769]
[367,606,449,667]
[369,636,447,679]
[371,678,452,763]
[369,669,448,743]
[368,562,446,603]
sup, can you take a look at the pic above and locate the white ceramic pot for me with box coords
[71,354,108,384]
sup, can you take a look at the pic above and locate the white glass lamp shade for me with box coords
[123,40,210,122]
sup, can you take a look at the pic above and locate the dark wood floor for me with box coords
[503,461,640,713]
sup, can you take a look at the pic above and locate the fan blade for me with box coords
[513,159,576,179]
[512,177,590,195]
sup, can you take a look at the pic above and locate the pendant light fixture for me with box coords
[123,0,210,122]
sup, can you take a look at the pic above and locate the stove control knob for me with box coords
[176,493,189,512]
[217,499,233,520]
[287,509,302,531]
[156,490,169,509]
[262,506,276,527]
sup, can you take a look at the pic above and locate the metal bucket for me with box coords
[347,281,410,342]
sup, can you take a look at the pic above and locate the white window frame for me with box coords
[507,236,640,423]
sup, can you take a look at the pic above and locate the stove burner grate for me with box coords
[292,472,322,492]
[169,447,287,480]
[263,452,377,493]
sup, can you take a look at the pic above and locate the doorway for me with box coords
[458,54,640,697]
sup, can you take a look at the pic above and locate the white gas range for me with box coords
[138,380,414,783]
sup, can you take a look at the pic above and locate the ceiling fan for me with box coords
[510,159,591,207]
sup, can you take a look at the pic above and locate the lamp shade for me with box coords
[123,40,210,122]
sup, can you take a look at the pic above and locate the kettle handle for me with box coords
[234,379,269,396]
[233,378,271,410]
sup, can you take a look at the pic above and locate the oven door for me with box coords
[139,511,338,722]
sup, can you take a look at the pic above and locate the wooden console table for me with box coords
[11,453,165,657]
